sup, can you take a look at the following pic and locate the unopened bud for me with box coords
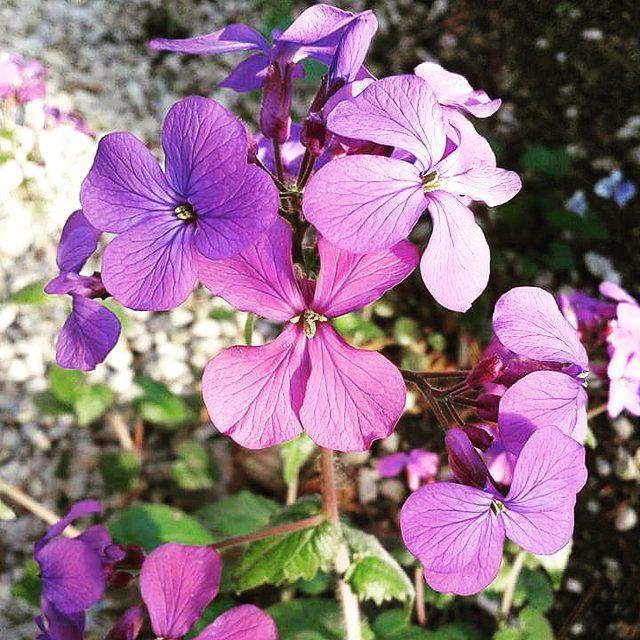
[476,393,501,422]
[445,428,488,489]
[466,354,504,387]
[461,424,494,451]
[260,61,294,143]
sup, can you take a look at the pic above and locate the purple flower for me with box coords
[35,599,85,640]
[198,217,417,451]
[400,427,587,595]
[303,75,521,312]
[376,449,439,491]
[45,210,121,371]
[0,52,46,103]
[80,96,277,311]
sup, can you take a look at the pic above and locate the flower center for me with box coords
[420,170,445,194]
[490,499,507,515]
[174,202,197,222]
[290,309,328,339]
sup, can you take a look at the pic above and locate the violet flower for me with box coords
[303,75,521,312]
[0,51,46,103]
[80,96,277,311]
[198,217,417,452]
[45,210,121,371]
[400,427,587,595]
[376,449,439,491]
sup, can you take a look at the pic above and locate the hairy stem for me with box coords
[499,548,526,620]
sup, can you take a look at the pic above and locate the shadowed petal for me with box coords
[313,237,418,317]
[202,324,308,449]
[81,132,177,233]
[219,53,270,92]
[56,296,120,371]
[36,600,85,640]
[149,24,269,55]
[101,218,197,311]
[56,210,100,272]
[103,606,144,640]
[193,605,278,640]
[300,324,405,452]
[493,287,589,369]
[328,11,377,84]
[421,191,490,312]
[303,155,425,253]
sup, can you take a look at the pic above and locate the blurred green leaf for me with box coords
[208,307,235,320]
[133,377,194,428]
[333,312,384,345]
[74,383,113,426]
[8,279,48,304]
[521,145,570,176]
[101,298,129,329]
[0,499,16,520]
[302,58,326,85]
[259,0,293,36]
[99,450,139,493]
[423,584,456,610]
[296,570,330,595]
[373,610,429,639]
[542,241,574,272]
[108,503,214,551]
[33,391,71,416]
[11,560,41,607]
[427,332,447,353]
[394,317,421,347]
[536,542,572,589]
[48,366,85,406]
[493,629,522,640]
[172,441,217,491]
[430,623,484,640]
[520,568,553,612]
[281,433,315,487]
[519,606,554,639]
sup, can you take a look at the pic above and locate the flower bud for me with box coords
[466,354,503,387]
[260,61,295,143]
[445,428,488,489]
[461,424,494,451]
[476,393,501,422]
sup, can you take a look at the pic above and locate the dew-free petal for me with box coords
[140,543,222,640]
[303,155,425,253]
[328,11,377,84]
[300,324,405,452]
[149,24,269,55]
[36,599,85,640]
[202,324,308,449]
[493,287,589,369]
[439,163,522,207]
[219,53,270,92]
[376,452,409,478]
[56,210,100,273]
[35,500,102,553]
[198,217,304,321]
[101,217,197,311]
[420,191,490,312]
[193,604,278,640]
[312,236,418,317]
[445,428,488,488]
[103,605,144,640]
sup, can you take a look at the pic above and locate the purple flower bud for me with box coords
[461,424,494,451]
[476,393,500,422]
[466,354,503,387]
[260,61,297,143]
[445,428,488,489]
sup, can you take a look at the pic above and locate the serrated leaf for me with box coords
[280,433,315,486]
[520,568,553,612]
[48,366,86,405]
[8,279,48,304]
[33,391,71,416]
[108,503,213,551]
[196,490,278,538]
[133,376,194,428]
[172,441,217,491]
[232,498,338,592]
[74,383,112,426]
[99,450,139,494]
[519,606,554,639]
[11,560,41,606]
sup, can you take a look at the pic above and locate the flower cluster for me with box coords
[0,51,46,105]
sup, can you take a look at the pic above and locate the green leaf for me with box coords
[33,391,71,416]
[280,433,315,486]
[244,312,255,345]
[172,441,217,491]
[102,298,129,330]
[493,629,522,640]
[208,306,235,320]
[108,503,214,551]
[196,490,278,538]
[0,499,16,520]
[393,317,421,347]
[74,383,113,426]
[8,279,48,304]
[11,560,41,606]
[232,498,339,592]
[133,376,194,428]
[48,366,86,406]
[535,542,572,589]
[373,610,430,640]
[430,623,484,640]
[332,312,384,345]
[343,525,414,606]
[519,606,554,639]
[520,568,553,612]
[520,145,570,176]
[295,570,331,595]
[99,450,139,493]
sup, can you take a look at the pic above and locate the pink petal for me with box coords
[197,218,305,322]
[327,75,446,170]
[312,237,418,317]
[102,217,197,311]
[201,324,308,449]
[445,109,496,167]
[503,427,587,554]
[599,281,637,305]
[420,191,490,312]
[376,452,409,478]
[300,324,405,452]
[493,287,589,369]
[499,371,587,455]
[140,543,221,639]
[439,163,522,207]
[193,605,277,640]
[303,155,426,253]
[149,24,269,55]
[219,53,270,92]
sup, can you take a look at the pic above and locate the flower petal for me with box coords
[328,11,378,84]
[202,324,308,449]
[80,132,177,233]
[140,543,221,639]
[149,24,269,55]
[503,427,587,554]
[101,217,197,311]
[303,155,425,253]
[103,606,145,640]
[55,297,120,371]
[439,163,522,207]
[493,287,589,369]
[56,210,100,273]
[420,191,490,312]
[193,605,278,640]
[219,53,270,92]
[198,217,304,321]
[327,75,446,169]
[36,600,85,640]
[376,452,409,478]
[300,324,405,452]
[35,500,102,553]
[312,237,418,317]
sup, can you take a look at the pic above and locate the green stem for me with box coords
[244,312,254,345]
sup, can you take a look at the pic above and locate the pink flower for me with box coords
[376,449,439,491]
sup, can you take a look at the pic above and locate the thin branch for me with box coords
[320,448,339,524]
[421,370,471,379]
[587,402,608,420]
[254,154,287,192]
[401,370,451,431]
[499,549,526,620]
[106,411,134,452]
[449,396,479,409]
[414,566,426,626]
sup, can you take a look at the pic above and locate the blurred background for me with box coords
[1,1,639,638]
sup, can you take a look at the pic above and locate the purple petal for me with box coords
[219,53,270,92]
[599,281,637,305]
[202,324,308,449]
[303,155,425,253]
[37,538,105,613]
[445,109,496,167]
[400,482,504,595]
[101,217,197,311]
[77,524,113,559]
[421,191,490,312]
[327,75,446,170]
[103,605,144,640]
[36,600,85,640]
[56,210,101,273]
[300,324,405,452]
[193,605,278,640]
[439,162,522,207]
[445,428,488,488]
[140,543,222,640]
[493,287,589,369]
[406,449,440,480]
[81,132,177,234]
[55,296,121,371]
[503,427,587,554]
[376,452,409,478]
[36,500,102,553]
[312,237,418,317]
[149,24,269,55]
[194,164,278,260]
[499,371,587,455]
[198,217,304,321]
[328,12,378,84]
